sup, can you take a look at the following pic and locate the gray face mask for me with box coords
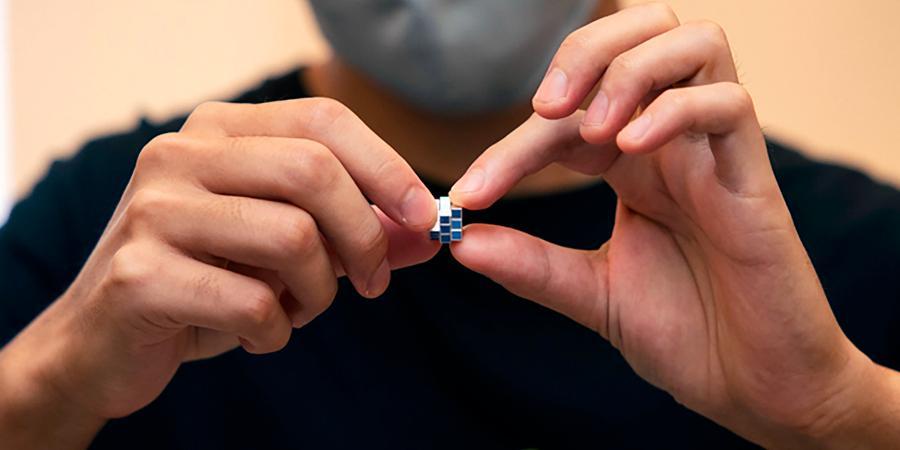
[308,0,597,115]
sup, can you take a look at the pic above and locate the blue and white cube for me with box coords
[430,196,463,244]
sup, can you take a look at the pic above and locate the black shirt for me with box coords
[2,69,899,449]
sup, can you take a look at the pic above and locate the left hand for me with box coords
[449,4,896,448]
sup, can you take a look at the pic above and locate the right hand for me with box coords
[1,98,439,420]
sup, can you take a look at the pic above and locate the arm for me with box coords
[0,301,106,450]
[0,149,113,449]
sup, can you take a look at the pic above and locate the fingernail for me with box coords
[364,257,391,298]
[451,167,485,194]
[400,186,435,229]
[583,91,609,126]
[534,68,569,104]
[623,114,652,141]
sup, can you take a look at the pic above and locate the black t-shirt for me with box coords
[2,69,899,449]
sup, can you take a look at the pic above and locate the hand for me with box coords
[0,98,439,430]
[450,4,897,447]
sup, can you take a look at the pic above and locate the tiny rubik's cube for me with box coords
[430,196,463,244]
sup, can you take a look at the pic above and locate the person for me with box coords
[1,0,898,448]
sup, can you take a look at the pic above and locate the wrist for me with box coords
[0,301,105,449]
[795,351,900,449]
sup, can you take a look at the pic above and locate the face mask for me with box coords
[308,0,597,115]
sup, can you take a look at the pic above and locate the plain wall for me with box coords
[10,0,900,199]
[0,0,9,218]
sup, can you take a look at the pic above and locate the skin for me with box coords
[0,1,898,449]
[450,3,900,448]
[0,100,444,446]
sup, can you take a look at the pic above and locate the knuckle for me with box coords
[305,97,350,133]
[368,155,408,185]
[352,220,389,264]
[302,279,340,323]
[642,2,679,28]
[609,53,640,75]
[660,88,689,109]
[268,324,292,352]
[106,244,156,291]
[558,30,590,57]
[277,212,320,258]
[725,83,754,114]
[321,279,339,307]
[223,135,253,156]
[240,284,279,327]
[137,133,185,170]
[190,101,228,121]
[689,20,729,49]
[214,196,250,230]
[291,142,342,196]
[190,270,222,303]
[182,101,230,132]
[124,188,172,229]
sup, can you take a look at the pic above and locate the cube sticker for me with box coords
[430,196,463,244]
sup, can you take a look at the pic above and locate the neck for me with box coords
[303,60,599,196]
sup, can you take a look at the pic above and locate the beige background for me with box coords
[10,0,900,199]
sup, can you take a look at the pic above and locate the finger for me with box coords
[138,135,391,298]
[616,82,769,190]
[179,99,436,230]
[532,3,680,119]
[581,21,739,143]
[179,194,338,324]
[135,190,440,303]
[121,244,293,354]
[450,224,609,337]
[372,206,442,270]
[225,264,321,331]
[450,112,618,210]
[322,207,441,276]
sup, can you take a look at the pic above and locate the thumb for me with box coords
[450,224,609,334]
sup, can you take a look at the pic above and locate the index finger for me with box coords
[182,98,436,230]
[450,112,618,210]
